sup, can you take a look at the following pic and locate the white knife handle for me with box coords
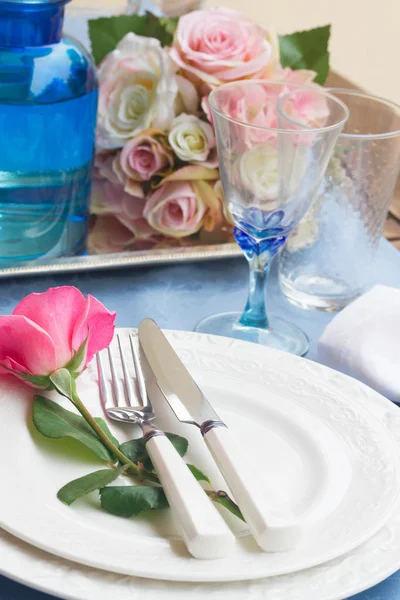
[144,430,236,559]
[202,423,302,552]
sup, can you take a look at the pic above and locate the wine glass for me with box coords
[195,81,349,355]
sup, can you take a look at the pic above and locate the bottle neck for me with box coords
[0,1,69,47]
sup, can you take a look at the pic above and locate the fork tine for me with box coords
[96,351,113,410]
[117,334,135,406]
[130,334,148,407]
[108,344,124,407]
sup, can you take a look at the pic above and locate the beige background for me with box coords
[204,0,399,104]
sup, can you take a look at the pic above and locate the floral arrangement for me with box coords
[88,9,331,254]
[0,287,241,519]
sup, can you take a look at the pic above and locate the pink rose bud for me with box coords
[0,287,116,386]
[119,132,173,182]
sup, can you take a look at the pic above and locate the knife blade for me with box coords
[139,318,302,553]
[138,318,220,428]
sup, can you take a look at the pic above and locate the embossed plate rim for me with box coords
[1,334,400,599]
[0,243,242,279]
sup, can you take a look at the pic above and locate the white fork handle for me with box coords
[203,426,302,552]
[145,432,236,559]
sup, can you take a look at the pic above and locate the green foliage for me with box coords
[187,464,210,484]
[49,368,76,401]
[100,485,168,517]
[211,491,245,522]
[159,16,179,37]
[88,13,177,65]
[63,336,88,376]
[279,25,331,84]
[120,432,188,470]
[58,466,127,505]
[33,396,113,461]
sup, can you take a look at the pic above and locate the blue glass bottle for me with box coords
[0,0,98,262]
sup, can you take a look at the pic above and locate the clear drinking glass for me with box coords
[279,89,400,311]
[195,81,349,355]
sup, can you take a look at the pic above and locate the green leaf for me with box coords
[88,12,175,65]
[119,432,188,471]
[58,466,127,505]
[165,433,188,457]
[119,436,147,464]
[159,16,179,37]
[187,464,210,484]
[33,396,113,461]
[50,368,76,401]
[211,491,245,522]
[279,25,331,84]
[100,485,168,517]
[63,336,88,376]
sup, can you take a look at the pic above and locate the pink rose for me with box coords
[279,85,330,130]
[277,66,317,86]
[144,165,223,237]
[0,287,115,384]
[94,152,120,184]
[212,78,326,150]
[216,82,278,127]
[118,131,173,182]
[89,216,136,254]
[211,83,278,154]
[169,8,273,85]
[144,181,207,238]
[91,178,155,242]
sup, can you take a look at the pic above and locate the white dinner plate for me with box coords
[0,330,399,583]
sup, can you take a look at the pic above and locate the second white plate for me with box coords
[0,330,399,583]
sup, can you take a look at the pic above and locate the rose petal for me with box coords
[192,179,223,231]
[72,296,116,365]
[88,217,135,254]
[13,287,86,369]
[0,315,57,376]
[155,166,219,188]
[175,75,199,113]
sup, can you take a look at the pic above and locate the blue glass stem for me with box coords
[239,254,272,329]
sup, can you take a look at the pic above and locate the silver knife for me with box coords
[138,318,302,552]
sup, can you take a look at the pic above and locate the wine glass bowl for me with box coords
[195,81,349,355]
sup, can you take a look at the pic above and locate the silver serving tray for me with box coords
[0,243,242,278]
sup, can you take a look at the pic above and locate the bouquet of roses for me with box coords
[88,9,330,254]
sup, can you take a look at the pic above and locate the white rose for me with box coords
[97,33,178,150]
[239,144,309,206]
[168,114,215,163]
[239,145,279,203]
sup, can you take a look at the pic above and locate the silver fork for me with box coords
[96,334,235,560]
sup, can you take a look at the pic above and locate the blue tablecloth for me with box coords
[1,238,400,600]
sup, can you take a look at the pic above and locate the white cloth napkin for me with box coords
[318,285,400,402]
